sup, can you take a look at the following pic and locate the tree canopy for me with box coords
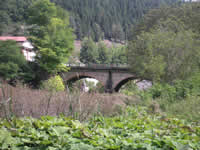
[0,0,32,35]
[131,3,200,39]
[52,0,178,41]
[80,38,127,65]
[28,0,74,74]
[0,0,179,41]
[128,3,200,83]
[80,38,98,64]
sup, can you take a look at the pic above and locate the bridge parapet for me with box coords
[66,63,129,69]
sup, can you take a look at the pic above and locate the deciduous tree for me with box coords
[28,0,74,74]
[128,3,200,83]
[80,38,98,64]
[97,42,110,64]
[128,26,200,82]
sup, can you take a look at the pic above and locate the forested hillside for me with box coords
[52,0,178,41]
[0,0,178,41]
[0,0,32,35]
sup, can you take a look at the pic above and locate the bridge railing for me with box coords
[66,63,129,68]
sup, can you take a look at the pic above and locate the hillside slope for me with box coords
[0,0,178,41]
[52,0,178,41]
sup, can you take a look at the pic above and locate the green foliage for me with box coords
[128,3,200,83]
[0,128,17,149]
[96,42,110,64]
[120,80,140,96]
[128,21,200,82]
[138,81,200,122]
[28,0,74,74]
[111,23,124,42]
[95,82,105,93]
[0,0,32,35]
[0,40,26,80]
[93,23,104,42]
[28,0,56,26]
[131,3,200,40]
[0,63,19,81]
[124,2,200,123]
[51,0,178,41]
[80,38,98,64]
[110,45,127,64]
[86,81,105,93]
[0,107,199,149]
[145,72,200,101]
[161,96,200,122]
[42,75,65,92]
[0,0,178,39]
[80,38,127,65]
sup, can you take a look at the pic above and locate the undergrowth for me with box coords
[0,107,199,150]
[121,73,200,123]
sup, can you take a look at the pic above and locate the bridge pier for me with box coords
[105,71,113,93]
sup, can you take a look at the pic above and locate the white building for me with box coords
[22,41,35,61]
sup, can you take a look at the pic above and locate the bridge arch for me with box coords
[61,72,106,90]
[114,77,138,92]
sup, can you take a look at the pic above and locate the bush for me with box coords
[42,75,65,92]
[145,73,200,102]
[132,73,200,122]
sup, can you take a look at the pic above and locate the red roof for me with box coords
[0,36,27,42]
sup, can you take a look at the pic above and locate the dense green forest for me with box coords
[0,0,178,41]
[128,2,200,82]
[52,0,178,41]
[0,0,32,35]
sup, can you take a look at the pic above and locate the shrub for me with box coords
[145,73,200,102]
[42,75,65,92]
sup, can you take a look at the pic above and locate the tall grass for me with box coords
[156,96,200,122]
[0,83,128,121]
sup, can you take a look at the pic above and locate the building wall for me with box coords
[22,49,36,62]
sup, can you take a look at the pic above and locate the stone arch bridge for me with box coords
[60,64,138,93]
